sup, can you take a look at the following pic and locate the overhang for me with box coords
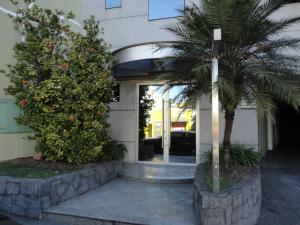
[112,42,176,79]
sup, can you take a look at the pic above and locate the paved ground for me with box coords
[257,149,300,225]
[3,149,300,225]
[0,214,63,225]
[44,179,196,225]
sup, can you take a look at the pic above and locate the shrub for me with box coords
[1,1,120,164]
[100,140,127,161]
[204,144,264,168]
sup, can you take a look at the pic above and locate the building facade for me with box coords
[0,0,299,163]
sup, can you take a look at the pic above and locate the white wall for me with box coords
[108,81,138,162]
[199,96,259,150]
[81,0,198,51]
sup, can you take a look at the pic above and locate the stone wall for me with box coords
[0,161,121,219]
[193,164,261,225]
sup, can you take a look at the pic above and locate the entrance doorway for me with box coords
[138,84,197,164]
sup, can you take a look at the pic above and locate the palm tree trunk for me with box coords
[223,111,235,148]
[223,110,235,169]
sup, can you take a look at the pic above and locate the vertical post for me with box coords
[196,98,201,164]
[212,29,221,193]
[212,58,220,193]
[267,116,273,151]
[163,84,170,163]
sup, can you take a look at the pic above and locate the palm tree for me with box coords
[161,0,300,167]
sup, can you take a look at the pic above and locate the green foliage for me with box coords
[1,1,123,164]
[161,0,300,148]
[204,144,264,167]
[139,86,154,141]
[101,140,127,161]
[0,162,73,179]
[205,173,236,190]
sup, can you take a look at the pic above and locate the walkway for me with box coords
[257,149,300,225]
[43,179,196,225]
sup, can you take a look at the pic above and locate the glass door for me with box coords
[138,85,164,162]
[138,84,196,164]
[169,85,196,164]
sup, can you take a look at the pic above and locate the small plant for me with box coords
[204,143,261,190]
[100,140,127,161]
[204,143,264,168]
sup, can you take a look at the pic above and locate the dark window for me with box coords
[112,84,120,102]
[106,0,122,9]
[149,0,184,20]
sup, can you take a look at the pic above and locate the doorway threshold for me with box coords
[119,163,196,184]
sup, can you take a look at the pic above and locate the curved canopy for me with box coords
[112,43,176,79]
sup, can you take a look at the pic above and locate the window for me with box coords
[149,0,184,20]
[0,99,32,133]
[106,0,122,9]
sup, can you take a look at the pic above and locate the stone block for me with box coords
[11,204,26,216]
[242,185,252,202]
[0,196,12,212]
[61,185,76,201]
[210,197,228,209]
[50,186,60,205]
[79,177,89,193]
[39,181,50,196]
[27,201,42,219]
[205,208,225,219]
[14,195,30,209]
[51,179,62,188]
[41,195,51,209]
[232,192,243,208]
[57,183,69,196]
[0,178,7,194]
[202,195,210,208]
[225,208,232,225]
[20,181,39,195]
[205,218,225,225]
[6,182,20,195]
[61,174,74,183]
[72,174,81,191]
[232,207,242,224]
[80,169,91,177]
[193,187,199,201]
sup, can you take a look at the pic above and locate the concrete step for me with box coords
[119,163,195,184]
[42,211,145,225]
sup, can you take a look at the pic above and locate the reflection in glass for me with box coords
[139,85,163,162]
[138,85,196,164]
[106,0,121,9]
[169,85,196,163]
[149,0,184,20]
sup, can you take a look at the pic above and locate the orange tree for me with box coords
[1,0,122,164]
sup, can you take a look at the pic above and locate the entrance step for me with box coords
[119,163,196,184]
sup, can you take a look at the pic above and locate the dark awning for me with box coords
[112,43,176,79]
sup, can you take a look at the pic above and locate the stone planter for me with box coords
[0,161,121,219]
[193,164,261,225]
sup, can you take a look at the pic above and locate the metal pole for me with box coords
[212,58,220,193]
[196,98,201,164]
[163,84,170,163]
[212,29,221,193]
